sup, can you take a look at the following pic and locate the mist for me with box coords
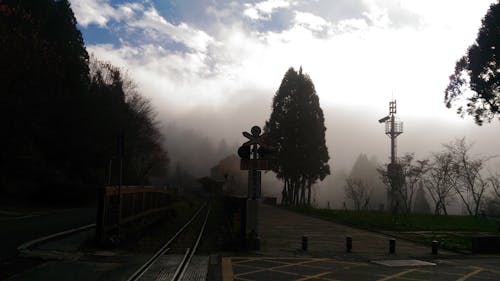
[157,91,500,211]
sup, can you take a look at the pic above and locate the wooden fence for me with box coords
[96,186,172,243]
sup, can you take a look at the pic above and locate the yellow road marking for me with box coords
[232,257,263,264]
[222,257,234,281]
[233,258,331,278]
[376,269,417,281]
[231,257,370,280]
[415,269,463,277]
[296,271,333,281]
[456,268,483,281]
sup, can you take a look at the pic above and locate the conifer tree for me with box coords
[265,67,330,205]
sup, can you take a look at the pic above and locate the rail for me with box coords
[126,202,211,281]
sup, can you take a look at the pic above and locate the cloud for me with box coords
[73,0,500,188]
[243,0,293,20]
[294,11,329,31]
[73,0,500,137]
[70,0,138,27]
[72,0,214,53]
[129,7,214,53]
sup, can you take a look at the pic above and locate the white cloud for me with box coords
[294,11,329,31]
[75,0,500,175]
[130,8,215,53]
[243,0,292,20]
[76,0,498,122]
[70,0,137,27]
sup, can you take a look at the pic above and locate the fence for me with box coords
[96,186,172,243]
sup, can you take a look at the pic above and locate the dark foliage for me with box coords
[265,67,330,206]
[444,1,500,125]
[0,0,168,202]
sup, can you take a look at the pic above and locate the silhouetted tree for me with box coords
[490,172,500,200]
[0,0,168,201]
[265,67,330,206]
[378,153,429,214]
[424,151,456,215]
[88,58,168,185]
[1,0,90,196]
[344,177,371,211]
[445,138,491,216]
[346,154,386,209]
[444,2,500,125]
[413,182,431,214]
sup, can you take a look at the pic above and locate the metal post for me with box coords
[117,132,124,240]
[432,240,438,255]
[389,239,396,254]
[390,114,396,164]
[346,236,352,252]
[108,159,113,185]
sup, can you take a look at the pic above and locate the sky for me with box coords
[69,0,500,172]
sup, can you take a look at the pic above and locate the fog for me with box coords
[157,91,500,211]
[71,0,499,212]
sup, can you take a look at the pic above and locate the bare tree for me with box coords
[490,173,500,199]
[445,138,492,216]
[344,177,372,211]
[377,153,429,213]
[398,154,429,213]
[424,151,456,215]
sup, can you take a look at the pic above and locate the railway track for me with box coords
[126,201,212,281]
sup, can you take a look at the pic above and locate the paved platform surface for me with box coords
[256,203,456,259]
[222,256,500,281]
[221,204,500,281]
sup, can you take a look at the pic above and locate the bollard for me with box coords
[432,240,438,255]
[389,239,396,254]
[302,236,308,251]
[346,236,352,252]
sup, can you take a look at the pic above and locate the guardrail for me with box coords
[96,186,172,244]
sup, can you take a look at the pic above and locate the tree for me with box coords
[347,154,385,209]
[490,172,500,200]
[88,58,169,185]
[398,154,429,213]
[378,153,429,213]
[413,182,431,214]
[424,151,456,215]
[344,178,371,211]
[265,67,330,206]
[444,2,500,125]
[1,0,90,194]
[445,138,491,216]
[0,1,169,202]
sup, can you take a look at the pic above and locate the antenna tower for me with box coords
[385,100,403,164]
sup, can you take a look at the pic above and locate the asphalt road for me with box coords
[0,207,96,262]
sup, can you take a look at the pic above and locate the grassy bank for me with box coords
[287,206,500,252]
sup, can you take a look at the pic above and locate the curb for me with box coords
[17,223,96,253]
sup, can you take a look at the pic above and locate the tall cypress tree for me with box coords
[265,67,330,205]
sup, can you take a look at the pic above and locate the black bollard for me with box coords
[346,236,352,252]
[389,239,396,254]
[302,236,308,251]
[432,240,438,255]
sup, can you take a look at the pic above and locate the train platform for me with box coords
[255,203,457,259]
[220,203,500,281]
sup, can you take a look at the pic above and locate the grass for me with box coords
[287,206,500,252]
[288,206,499,232]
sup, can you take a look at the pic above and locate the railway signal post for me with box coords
[238,125,273,250]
